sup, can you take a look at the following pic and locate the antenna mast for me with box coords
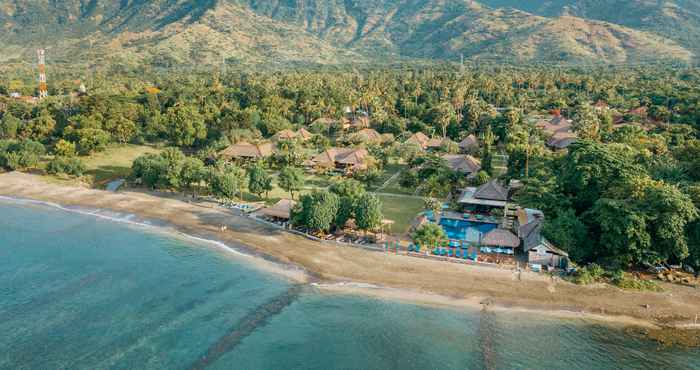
[37,49,48,99]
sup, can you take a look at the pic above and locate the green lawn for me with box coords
[82,144,164,186]
[376,194,425,235]
[236,172,335,205]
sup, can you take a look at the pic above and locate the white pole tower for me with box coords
[37,49,48,99]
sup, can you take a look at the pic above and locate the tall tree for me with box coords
[212,165,246,200]
[411,223,447,248]
[247,163,273,200]
[292,190,340,233]
[179,157,206,196]
[0,113,20,139]
[278,166,304,200]
[573,105,601,141]
[165,104,206,146]
[354,193,383,233]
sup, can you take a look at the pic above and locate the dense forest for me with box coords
[1,65,700,271]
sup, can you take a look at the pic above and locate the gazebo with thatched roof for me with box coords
[256,199,297,220]
[480,228,520,254]
[219,142,274,161]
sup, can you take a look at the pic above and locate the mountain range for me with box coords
[1,0,698,67]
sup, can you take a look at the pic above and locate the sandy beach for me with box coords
[1,171,699,331]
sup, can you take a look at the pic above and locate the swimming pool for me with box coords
[438,218,497,243]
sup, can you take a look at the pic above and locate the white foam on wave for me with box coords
[0,195,253,258]
[311,281,382,289]
[0,195,308,282]
[0,195,152,227]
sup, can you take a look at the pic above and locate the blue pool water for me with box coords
[439,218,497,243]
[1,199,699,369]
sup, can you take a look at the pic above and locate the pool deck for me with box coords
[440,210,501,225]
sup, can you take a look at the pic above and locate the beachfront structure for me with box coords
[480,228,520,255]
[414,178,565,268]
[255,199,296,221]
[441,154,481,177]
[527,239,570,269]
[219,142,274,161]
[304,147,371,174]
[457,180,509,214]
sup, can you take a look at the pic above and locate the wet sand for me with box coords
[1,172,699,330]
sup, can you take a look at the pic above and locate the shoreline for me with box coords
[1,172,700,333]
[0,194,668,331]
[0,194,311,285]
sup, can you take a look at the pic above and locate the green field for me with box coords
[376,194,425,235]
[83,144,165,186]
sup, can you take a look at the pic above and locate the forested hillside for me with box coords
[0,0,698,66]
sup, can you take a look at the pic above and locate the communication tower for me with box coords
[37,49,48,99]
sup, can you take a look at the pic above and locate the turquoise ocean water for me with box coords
[1,199,699,370]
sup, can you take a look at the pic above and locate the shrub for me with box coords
[3,151,22,170]
[0,140,45,170]
[76,128,110,155]
[46,156,86,177]
[411,223,447,248]
[573,263,606,284]
[54,139,77,157]
[612,272,662,292]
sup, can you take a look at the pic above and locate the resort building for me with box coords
[415,179,567,269]
[405,132,430,149]
[219,142,274,161]
[304,147,371,174]
[547,132,578,150]
[255,199,296,222]
[457,179,509,215]
[537,113,577,150]
[425,137,456,151]
[350,128,383,144]
[273,129,298,141]
[298,128,313,141]
[441,154,481,177]
[272,128,313,142]
[480,228,520,255]
[526,239,570,269]
[458,134,479,153]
